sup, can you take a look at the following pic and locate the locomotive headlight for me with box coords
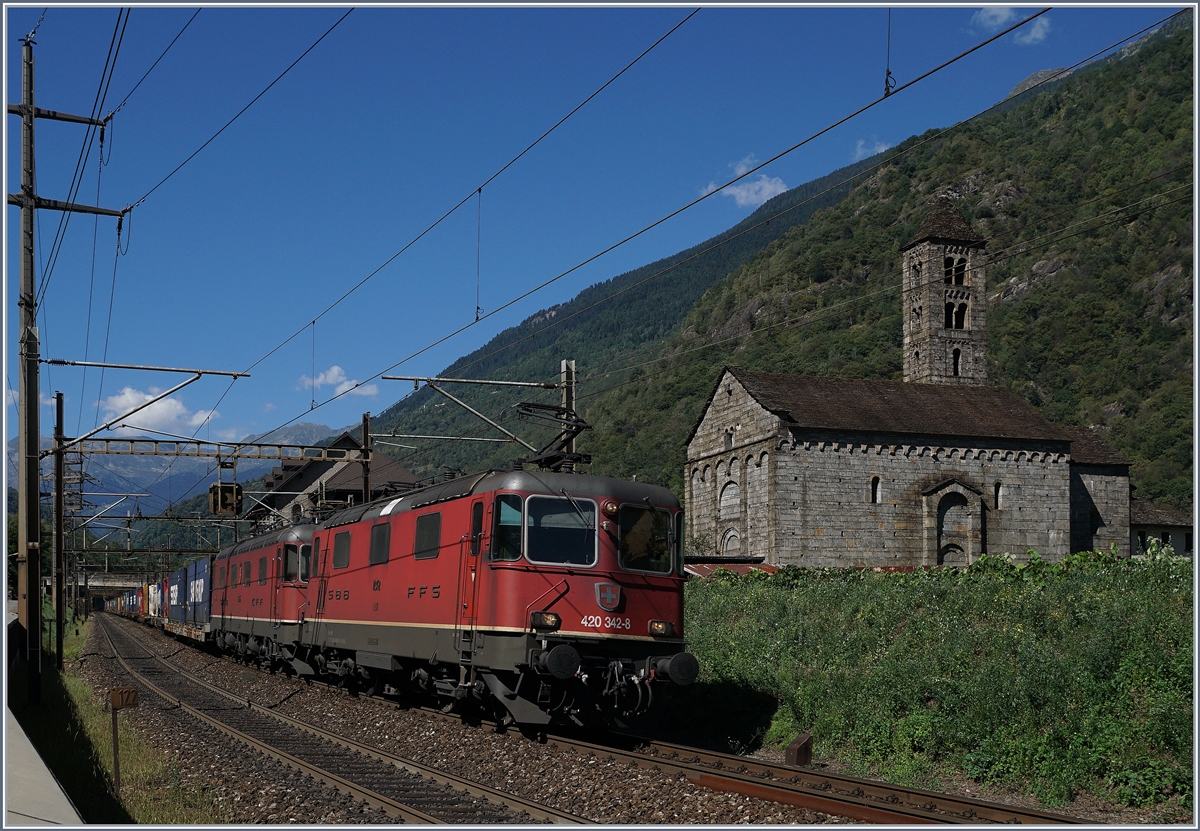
[648,619,675,637]
[530,611,561,630]
[602,500,618,517]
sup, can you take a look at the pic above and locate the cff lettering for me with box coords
[406,585,441,599]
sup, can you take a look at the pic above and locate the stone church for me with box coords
[684,199,1131,567]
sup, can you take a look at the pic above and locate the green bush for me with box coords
[684,554,1193,806]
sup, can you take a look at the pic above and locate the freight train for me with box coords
[108,467,697,727]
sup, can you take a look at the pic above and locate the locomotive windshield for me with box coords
[525,495,597,566]
[492,494,523,561]
[617,506,672,574]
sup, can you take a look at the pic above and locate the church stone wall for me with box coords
[686,372,781,558]
[770,431,1073,567]
[1070,466,1132,557]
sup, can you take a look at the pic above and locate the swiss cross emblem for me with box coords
[596,582,621,612]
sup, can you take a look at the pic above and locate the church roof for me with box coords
[902,198,987,250]
[1130,497,1192,528]
[719,367,1071,444]
[1057,425,1129,466]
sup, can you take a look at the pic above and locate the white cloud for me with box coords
[972,7,1017,31]
[262,402,276,413]
[99,386,218,436]
[299,365,377,397]
[732,153,759,176]
[1014,17,1050,45]
[972,7,1049,44]
[704,154,788,209]
[722,175,788,209]
[854,138,892,161]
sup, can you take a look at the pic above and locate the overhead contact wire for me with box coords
[252,8,1052,439]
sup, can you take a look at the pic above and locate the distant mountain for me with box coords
[6,423,337,515]
[1005,68,1071,99]
[240,422,337,446]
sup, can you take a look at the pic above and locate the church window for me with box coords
[944,256,955,283]
[952,349,961,376]
[955,302,967,329]
[870,476,881,504]
[954,258,967,285]
[944,302,954,328]
[718,481,740,521]
[911,260,922,287]
[993,482,1002,509]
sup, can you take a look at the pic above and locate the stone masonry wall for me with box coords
[771,430,1074,567]
[1070,466,1132,557]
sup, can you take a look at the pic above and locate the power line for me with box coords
[234,8,702,381]
[108,8,201,117]
[35,7,128,307]
[430,10,1189,386]
[572,186,1193,405]
[126,8,353,211]
[244,7,1054,443]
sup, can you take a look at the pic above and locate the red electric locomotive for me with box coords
[210,468,697,727]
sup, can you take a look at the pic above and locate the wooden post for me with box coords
[110,687,139,792]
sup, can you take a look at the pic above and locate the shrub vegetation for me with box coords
[681,549,1193,808]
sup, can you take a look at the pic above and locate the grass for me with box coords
[7,608,228,824]
[674,550,1193,811]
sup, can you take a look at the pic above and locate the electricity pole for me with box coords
[8,34,126,703]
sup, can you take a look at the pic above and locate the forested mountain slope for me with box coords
[373,17,1192,514]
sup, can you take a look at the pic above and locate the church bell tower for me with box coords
[901,198,988,386]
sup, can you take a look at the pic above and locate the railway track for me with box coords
[96,616,588,825]
[417,710,1085,824]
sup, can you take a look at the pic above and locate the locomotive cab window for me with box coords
[333,531,351,569]
[369,523,391,565]
[283,544,311,582]
[526,495,596,567]
[618,505,672,574]
[413,513,441,560]
[491,494,522,561]
[675,511,686,576]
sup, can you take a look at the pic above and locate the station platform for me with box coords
[6,602,84,826]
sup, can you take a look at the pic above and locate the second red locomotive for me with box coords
[209,468,697,727]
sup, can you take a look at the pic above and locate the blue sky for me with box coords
[4,4,1186,448]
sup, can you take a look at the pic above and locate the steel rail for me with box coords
[638,738,1087,825]
[99,615,589,825]
[96,616,443,824]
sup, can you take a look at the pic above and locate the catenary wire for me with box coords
[164,6,705,505]
[227,8,1054,449]
[232,8,702,382]
[572,187,1193,406]
[126,8,353,212]
[431,10,1188,385]
[131,9,1161,518]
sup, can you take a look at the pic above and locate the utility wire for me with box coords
[573,187,1193,403]
[108,8,201,117]
[245,8,1053,442]
[235,8,702,380]
[433,10,1187,384]
[36,7,128,306]
[127,8,353,211]
[173,6,705,500]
